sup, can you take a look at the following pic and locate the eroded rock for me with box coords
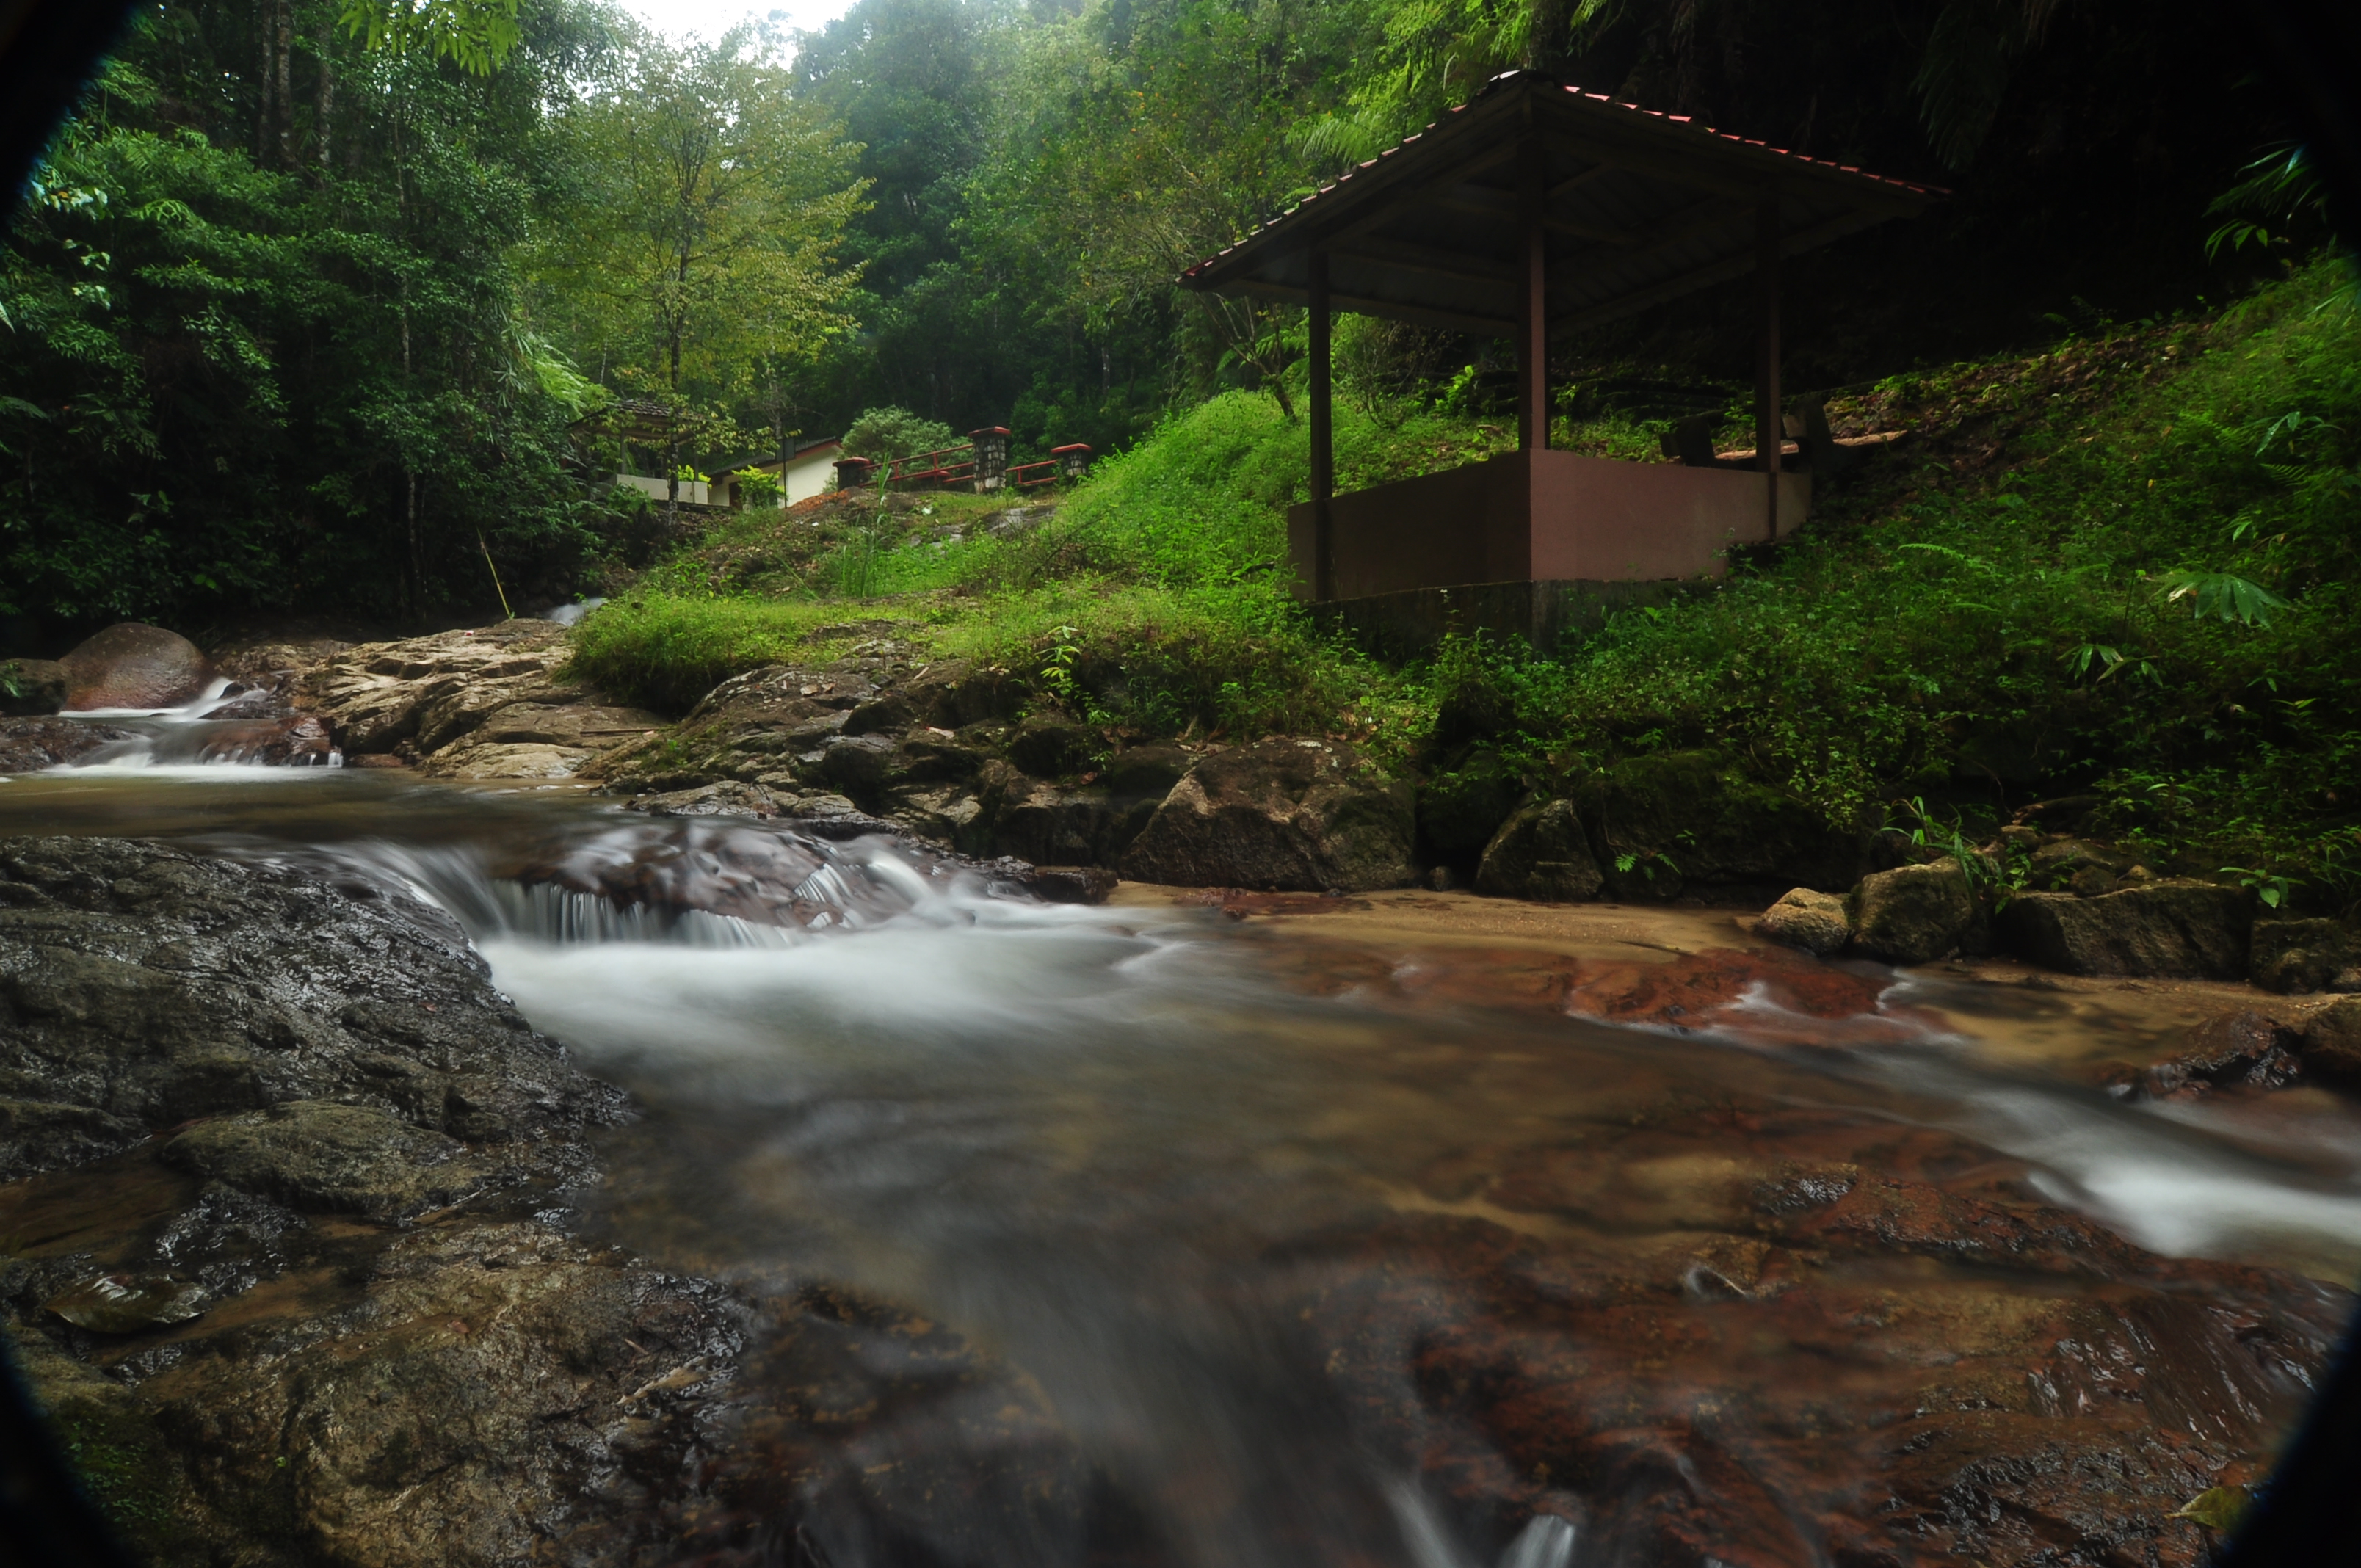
[295,620,659,779]
[1120,739,1414,892]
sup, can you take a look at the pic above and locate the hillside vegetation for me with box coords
[574,258,2361,912]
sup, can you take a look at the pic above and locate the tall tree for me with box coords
[541,24,866,525]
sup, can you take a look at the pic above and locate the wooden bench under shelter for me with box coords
[1178,70,1941,650]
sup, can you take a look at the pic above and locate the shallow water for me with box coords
[4,763,2357,1565]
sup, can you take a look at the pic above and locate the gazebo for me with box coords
[1179,70,1940,646]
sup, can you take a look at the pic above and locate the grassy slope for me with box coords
[575,260,2361,910]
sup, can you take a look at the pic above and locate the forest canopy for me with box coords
[0,0,2312,641]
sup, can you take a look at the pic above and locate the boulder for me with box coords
[0,836,618,1177]
[2296,998,2361,1089]
[1473,799,1602,903]
[58,622,214,710]
[1849,861,1986,965]
[1587,750,1868,900]
[1996,879,2253,979]
[1120,739,1414,893]
[0,716,133,773]
[0,658,68,716]
[163,1100,485,1219]
[1417,750,1521,864]
[1758,888,1851,956]
[2249,918,2361,995]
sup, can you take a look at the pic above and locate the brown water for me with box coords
[6,758,2359,1567]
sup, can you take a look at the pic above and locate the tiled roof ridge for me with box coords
[1181,70,1946,279]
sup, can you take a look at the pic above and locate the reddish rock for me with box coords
[58,622,214,709]
[195,713,336,765]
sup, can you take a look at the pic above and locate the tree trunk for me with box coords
[256,7,275,163]
[314,49,333,175]
[274,0,294,170]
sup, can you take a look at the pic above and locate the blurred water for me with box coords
[4,769,2359,1566]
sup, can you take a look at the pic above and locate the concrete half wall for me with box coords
[1285,450,1810,601]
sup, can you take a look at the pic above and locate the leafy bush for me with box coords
[841,406,960,462]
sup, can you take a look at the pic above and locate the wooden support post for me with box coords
[1308,248,1335,601]
[1517,140,1549,451]
[1755,200,1782,541]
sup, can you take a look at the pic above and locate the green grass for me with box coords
[573,257,2361,909]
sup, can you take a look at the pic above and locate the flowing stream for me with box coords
[7,728,2361,1567]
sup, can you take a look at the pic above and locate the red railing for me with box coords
[835,435,1089,496]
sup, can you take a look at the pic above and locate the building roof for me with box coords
[1179,71,1943,336]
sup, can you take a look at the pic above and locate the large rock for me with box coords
[0,836,617,1177]
[304,622,657,780]
[1758,887,1850,955]
[1119,739,1414,892]
[0,716,133,773]
[0,658,68,716]
[58,623,214,710]
[1849,861,1985,965]
[2249,918,2361,994]
[1586,750,1867,899]
[1473,799,1602,902]
[1997,879,2253,979]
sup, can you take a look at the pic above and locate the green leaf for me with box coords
[2157,570,2291,626]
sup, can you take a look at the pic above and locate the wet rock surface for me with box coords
[0,836,614,1177]
[0,836,764,1566]
[59,623,216,711]
[0,716,135,773]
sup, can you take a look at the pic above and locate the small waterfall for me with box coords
[51,679,343,771]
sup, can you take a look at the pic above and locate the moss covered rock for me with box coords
[1849,863,1986,965]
